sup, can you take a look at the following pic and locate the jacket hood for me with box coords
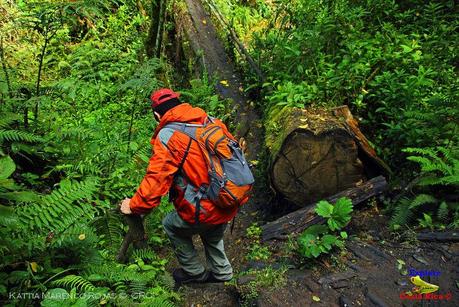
[153,103,207,138]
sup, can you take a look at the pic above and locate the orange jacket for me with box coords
[129,103,238,224]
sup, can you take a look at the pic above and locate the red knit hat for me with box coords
[150,88,180,109]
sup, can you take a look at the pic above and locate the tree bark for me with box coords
[0,37,12,101]
[417,231,459,242]
[145,0,162,58]
[261,176,387,241]
[267,106,389,207]
[155,0,167,58]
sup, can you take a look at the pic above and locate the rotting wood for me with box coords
[116,213,148,263]
[417,231,459,242]
[267,106,388,207]
[332,105,391,178]
[261,176,387,241]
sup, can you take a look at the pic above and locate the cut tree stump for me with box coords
[266,106,390,207]
[261,176,387,241]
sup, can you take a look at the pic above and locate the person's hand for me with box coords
[239,137,247,154]
[120,198,132,215]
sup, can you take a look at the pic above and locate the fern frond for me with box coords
[16,178,99,234]
[0,112,21,128]
[53,275,95,292]
[390,198,413,227]
[140,297,175,307]
[132,248,156,262]
[0,129,44,143]
[92,210,124,249]
[130,279,148,294]
[437,202,449,222]
[408,194,437,209]
[440,174,459,186]
[55,162,103,176]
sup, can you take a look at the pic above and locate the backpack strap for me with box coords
[179,137,192,170]
[162,122,206,224]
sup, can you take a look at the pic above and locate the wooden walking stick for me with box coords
[116,203,148,263]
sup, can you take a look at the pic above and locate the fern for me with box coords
[404,146,459,186]
[391,145,459,229]
[390,198,414,228]
[92,209,124,250]
[0,112,21,129]
[16,178,99,234]
[0,129,44,143]
[140,297,175,307]
[408,194,437,209]
[132,248,156,262]
[437,201,449,222]
[52,274,96,292]
[130,279,148,294]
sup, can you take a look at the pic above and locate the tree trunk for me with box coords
[261,176,388,241]
[266,106,389,207]
[145,0,162,58]
[0,37,12,102]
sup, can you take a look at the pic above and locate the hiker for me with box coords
[120,88,254,285]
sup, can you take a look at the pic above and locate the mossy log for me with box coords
[262,176,388,241]
[266,105,389,207]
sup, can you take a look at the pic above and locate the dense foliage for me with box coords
[210,0,458,229]
[0,1,191,305]
[1,0,458,305]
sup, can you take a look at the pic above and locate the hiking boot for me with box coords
[206,272,232,283]
[173,268,209,285]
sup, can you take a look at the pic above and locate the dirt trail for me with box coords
[174,1,459,306]
[181,0,263,161]
[174,0,265,304]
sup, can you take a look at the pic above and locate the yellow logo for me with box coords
[409,275,439,294]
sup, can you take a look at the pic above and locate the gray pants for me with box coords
[162,211,233,280]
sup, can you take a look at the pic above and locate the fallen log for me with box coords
[417,231,459,242]
[266,106,389,207]
[116,213,148,263]
[261,176,387,241]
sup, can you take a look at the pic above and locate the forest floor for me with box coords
[177,206,459,307]
[169,0,459,306]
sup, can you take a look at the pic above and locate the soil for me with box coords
[168,1,459,306]
[180,0,263,161]
[177,205,459,307]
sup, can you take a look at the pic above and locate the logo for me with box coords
[410,275,439,294]
[399,275,452,301]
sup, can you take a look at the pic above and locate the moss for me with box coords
[234,266,288,305]
[265,106,345,157]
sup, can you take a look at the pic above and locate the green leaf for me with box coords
[401,44,413,53]
[322,234,338,249]
[0,191,38,202]
[315,200,333,218]
[41,288,69,307]
[311,245,322,258]
[340,231,348,239]
[327,219,340,231]
[87,274,104,282]
[333,197,353,218]
[0,284,6,295]
[0,156,15,180]
[302,224,328,236]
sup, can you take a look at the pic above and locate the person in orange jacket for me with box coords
[120,88,235,284]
